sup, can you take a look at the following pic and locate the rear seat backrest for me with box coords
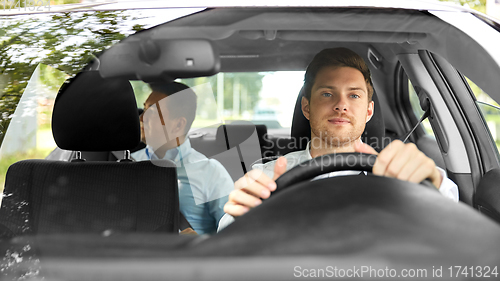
[188,123,270,182]
[217,124,267,178]
[216,124,270,157]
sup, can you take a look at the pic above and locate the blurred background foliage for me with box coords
[0,8,145,187]
[439,0,487,13]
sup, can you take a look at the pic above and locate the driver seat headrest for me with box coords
[290,87,386,152]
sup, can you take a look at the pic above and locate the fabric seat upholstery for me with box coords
[202,123,270,181]
[0,70,180,238]
[0,160,178,237]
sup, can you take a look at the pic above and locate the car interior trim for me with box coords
[430,10,500,103]
[398,54,470,174]
[418,51,482,204]
[395,67,427,144]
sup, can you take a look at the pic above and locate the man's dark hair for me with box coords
[303,48,374,102]
[149,81,197,133]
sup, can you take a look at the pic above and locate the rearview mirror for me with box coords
[99,39,220,81]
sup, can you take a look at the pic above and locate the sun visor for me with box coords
[98,39,220,81]
[52,71,140,151]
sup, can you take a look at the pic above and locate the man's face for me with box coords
[140,91,182,151]
[302,66,374,148]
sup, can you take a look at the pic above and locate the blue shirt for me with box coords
[131,139,234,235]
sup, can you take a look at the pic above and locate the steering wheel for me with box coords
[274,153,436,194]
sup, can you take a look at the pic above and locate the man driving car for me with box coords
[220,48,458,230]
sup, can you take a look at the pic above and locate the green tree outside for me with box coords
[0,11,145,146]
[0,10,146,189]
[438,0,487,13]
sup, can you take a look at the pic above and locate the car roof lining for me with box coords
[126,7,500,103]
[145,8,434,43]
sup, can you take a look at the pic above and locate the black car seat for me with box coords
[189,122,270,182]
[214,123,271,181]
[45,108,146,162]
[290,87,386,153]
[0,71,181,238]
[475,169,500,224]
[216,123,272,159]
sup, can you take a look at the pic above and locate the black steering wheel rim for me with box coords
[274,152,435,193]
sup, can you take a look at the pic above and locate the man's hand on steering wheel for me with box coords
[354,140,443,189]
[224,157,287,217]
[224,140,443,218]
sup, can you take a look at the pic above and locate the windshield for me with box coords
[2,5,500,280]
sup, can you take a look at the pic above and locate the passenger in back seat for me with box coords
[131,82,234,235]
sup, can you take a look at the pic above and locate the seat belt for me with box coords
[402,102,431,143]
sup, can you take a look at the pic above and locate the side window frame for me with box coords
[429,52,500,174]
[459,73,500,157]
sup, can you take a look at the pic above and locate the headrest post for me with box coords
[71,151,86,162]
[118,150,133,163]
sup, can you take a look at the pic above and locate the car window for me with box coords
[408,79,436,138]
[0,64,66,191]
[466,76,500,152]
[180,71,304,132]
[135,71,304,134]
